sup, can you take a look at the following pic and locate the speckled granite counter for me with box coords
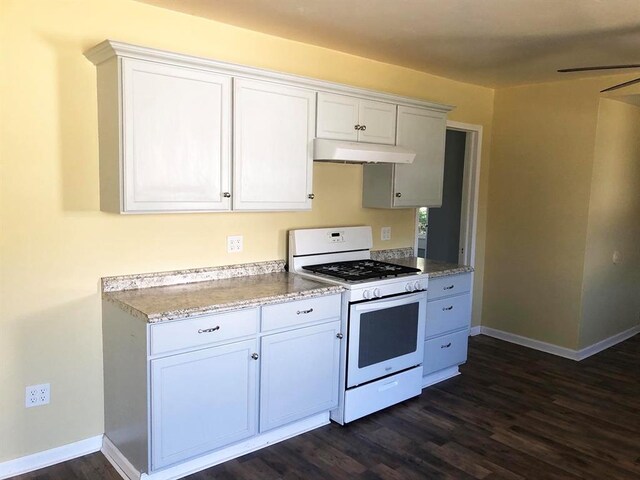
[371,249,473,278]
[102,261,344,323]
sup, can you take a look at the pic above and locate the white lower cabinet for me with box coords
[150,339,258,470]
[422,272,472,383]
[260,320,341,432]
[102,293,342,477]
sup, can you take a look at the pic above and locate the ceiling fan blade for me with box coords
[558,64,640,73]
[600,76,640,93]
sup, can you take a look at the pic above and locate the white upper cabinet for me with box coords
[121,58,231,213]
[86,41,453,214]
[316,92,396,145]
[233,78,315,211]
[362,105,447,208]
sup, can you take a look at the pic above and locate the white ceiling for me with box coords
[138,0,640,88]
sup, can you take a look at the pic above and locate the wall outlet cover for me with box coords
[381,227,391,241]
[26,383,50,408]
[227,235,243,253]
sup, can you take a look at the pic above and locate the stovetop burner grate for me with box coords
[302,260,420,282]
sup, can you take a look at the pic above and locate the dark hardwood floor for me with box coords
[13,334,639,480]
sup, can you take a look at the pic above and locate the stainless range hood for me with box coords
[313,138,416,164]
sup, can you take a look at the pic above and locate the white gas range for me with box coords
[288,226,427,424]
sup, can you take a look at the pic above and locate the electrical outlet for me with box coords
[381,227,391,241]
[227,235,243,253]
[26,383,50,408]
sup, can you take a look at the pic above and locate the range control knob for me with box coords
[414,281,422,291]
[373,288,381,298]
[362,290,371,300]
[405,283,414,292]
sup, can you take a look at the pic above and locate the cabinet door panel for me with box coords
[260,321,340,432]
[358,100,396,145]
[122,59,231,212]
[151,339,257,470]
[393,106,446,207]
[233,78,315,211]
[316,92,359,141]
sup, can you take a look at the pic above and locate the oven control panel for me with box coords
[327,231,345,243]
[357,278,426,300]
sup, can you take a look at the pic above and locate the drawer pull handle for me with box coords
[442,306,454,311]
[251,353,259,360]
[297,308,314,315]
[441,342,452,349]
[378,380,398,392]
[198,326,220,334]
[336,333,344,339]
[444,285,455,290]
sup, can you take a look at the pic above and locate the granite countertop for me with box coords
[371,249,474,278]
[392,256,474,278]
[102,261,343,323]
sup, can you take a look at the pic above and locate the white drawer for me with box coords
[423,328,469,375]
[343,367,422,423]
[425,293,471,338]
[427,272,472,301]
[150,308,259,356]
[261,294,341,332]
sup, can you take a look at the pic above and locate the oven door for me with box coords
[347,291,426,388]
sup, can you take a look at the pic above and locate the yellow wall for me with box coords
[484,75,640,349]
[0,0,494,461]
[579,99,640,348]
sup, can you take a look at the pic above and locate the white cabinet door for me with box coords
[122,58,231,212]
[316,93,396,145]
[260,320,341,432]
[233,78,315,211]
[150,339,258,470]
[393,105,446,207]
[316,92,359,141]
[358,99,396,145]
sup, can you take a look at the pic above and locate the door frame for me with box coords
[415,120,483,268]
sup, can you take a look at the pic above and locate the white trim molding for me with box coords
[575,325,640,361]
[469,326,482,336]
[479,325,639,361]
[104,412,329,480]
[0,435,103,480]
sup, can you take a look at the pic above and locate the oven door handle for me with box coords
[353,292,425,313]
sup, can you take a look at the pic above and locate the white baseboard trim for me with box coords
[575,325,640,361]
[480,327,578,360]
[102,436,141,480]
[479,325,640,361]
[106,412,330,480]
[0,434,103,480]
[469,326,481,336]
[421,366,460,389]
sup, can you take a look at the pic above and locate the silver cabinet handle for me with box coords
[354,124,361,130]
[198,326,220,334]
[251,353,259,360]
[442,306,453,311]
[441,342,452,349]
[297,308,314,315]
[395,192,402,198]
[222,192,231,198]
[444,285,455,290]
[361,125,366,131]
[308,193,315,200]
[336,333,344,339]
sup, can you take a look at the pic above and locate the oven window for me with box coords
[358,303,419,368]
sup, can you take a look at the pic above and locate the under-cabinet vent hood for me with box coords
[313,139,416,164]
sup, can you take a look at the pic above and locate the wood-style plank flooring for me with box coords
[12,334,640,479]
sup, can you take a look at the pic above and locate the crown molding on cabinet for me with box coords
[84,40,455,114]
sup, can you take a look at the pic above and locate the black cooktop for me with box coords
[302,259,421,282]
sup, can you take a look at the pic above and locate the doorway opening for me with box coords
[415,121,482,268]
